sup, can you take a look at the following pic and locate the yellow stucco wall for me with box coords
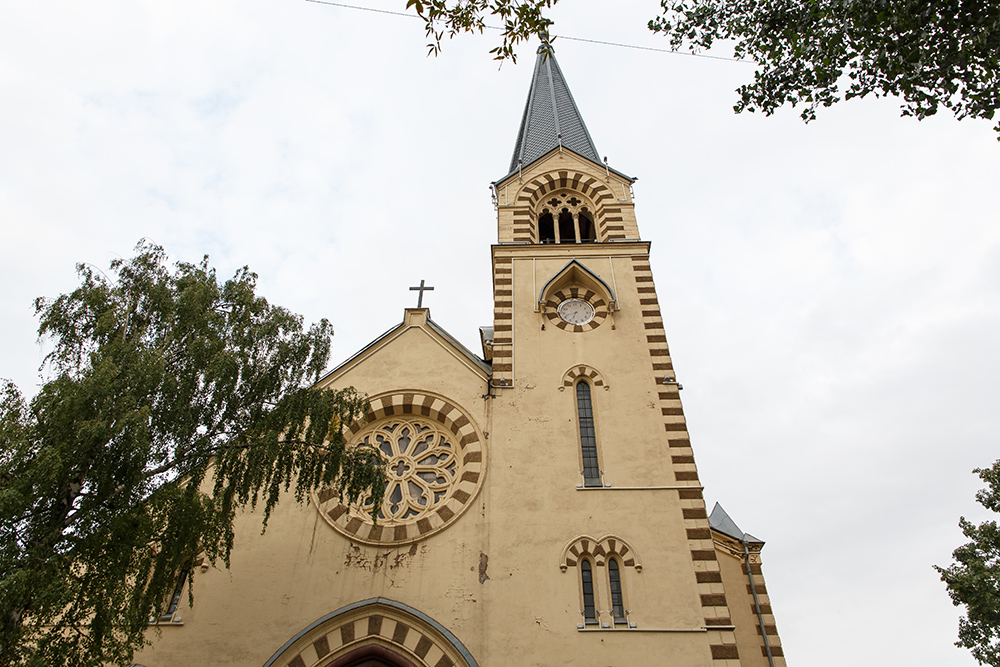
[135,151,784,667]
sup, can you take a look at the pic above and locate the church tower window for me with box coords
[580,559,599,625]
[576,381,601,487]
[538,211,555,243]
[578,210,595,242]
[608,558,627,626]
[558,209,575,243]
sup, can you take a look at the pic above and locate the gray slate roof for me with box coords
[508,41,601,174]
[709,502,765,545]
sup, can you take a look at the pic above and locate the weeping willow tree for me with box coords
[0,242,386,667]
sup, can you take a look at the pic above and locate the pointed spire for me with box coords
[508,35,601,175]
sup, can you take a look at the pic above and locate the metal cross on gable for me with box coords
[409,280,435,308]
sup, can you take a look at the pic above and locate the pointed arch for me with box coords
[559,535,642,572]
[262,598,480,667]
[560,364,608,391]
[538,260,617,311]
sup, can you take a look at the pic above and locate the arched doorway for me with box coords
[262,598,479,667]
[324,644,420,667]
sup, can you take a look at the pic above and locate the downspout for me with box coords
[744,542,775,667]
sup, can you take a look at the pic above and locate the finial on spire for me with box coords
[537,30,554,55]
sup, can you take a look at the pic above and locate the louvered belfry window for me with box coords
[576,381,601,487]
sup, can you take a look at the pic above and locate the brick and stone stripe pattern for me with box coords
[561,364,607,390]
[630,255,740,662]
[314,391,484,547]
[280,607,470,667]
[514,170,622,241]
[745,560,786,662]
[559,535,641,571]
[543,287,608,331]
[511,208,535,243]
[492,256,514,377]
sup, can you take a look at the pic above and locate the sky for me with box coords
[2,1,1000,664]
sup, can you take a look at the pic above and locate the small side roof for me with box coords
[709,502,765,545]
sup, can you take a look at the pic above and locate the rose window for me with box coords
[357,420,458,522]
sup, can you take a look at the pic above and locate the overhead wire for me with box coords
[303,0,749,64]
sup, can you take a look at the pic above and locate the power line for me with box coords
[304,0,749,64]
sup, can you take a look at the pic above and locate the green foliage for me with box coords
[406,0,558,61]
[937,461,1000,666]
[0,242,386,667]
[408,0,1000,136]
[650,0,1000,135]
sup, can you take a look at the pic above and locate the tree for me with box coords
[0,242,387,667]
[410,0,1000,137]
[936,460,1000,666]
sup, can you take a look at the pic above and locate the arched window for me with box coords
[581,559,598,625]
[538,212,555,243]
[579,210,596,242]
[159,560,191,622]
[608,558,627,626]
[576,381,601,487]
[558,209,576,243]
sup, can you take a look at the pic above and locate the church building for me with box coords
[137,38,786,667]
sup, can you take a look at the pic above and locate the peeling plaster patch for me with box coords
[478,552,490,584]
[345,543,426,571]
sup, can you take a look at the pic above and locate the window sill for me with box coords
[576,626,708,633]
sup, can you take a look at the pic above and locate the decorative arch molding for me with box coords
[539,260,617,311]
[261,598,480,667]
[560,535,642,572]
[538,260,616,332]
[313,390,486,546]
[512,170,625,240]
[560,364,609,391]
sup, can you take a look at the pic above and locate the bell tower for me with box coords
[133,35,787,667]
[481,37,787,666]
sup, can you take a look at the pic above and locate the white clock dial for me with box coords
[557,298,595,325]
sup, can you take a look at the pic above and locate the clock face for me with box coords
[557,298,596,325]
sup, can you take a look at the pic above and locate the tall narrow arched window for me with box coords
[576,381,601,487]
[538,212,555,243]
[581,559,598,625]
[579,210,596,242]
[608,558,626,626]
[159,560,191,622]
[558,209,575,243]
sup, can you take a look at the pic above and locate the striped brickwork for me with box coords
[313,391,485,547]
[559,535,642,571]
[744,558,786,663]
[629,255,742,663]
[275,603,474,667]
[560,364,607,390]
[491,256,514,378]
[543,286,609,331]
[507,168,629,241]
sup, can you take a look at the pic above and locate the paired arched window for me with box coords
[576,381,601,487]
[565,540,637,629]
